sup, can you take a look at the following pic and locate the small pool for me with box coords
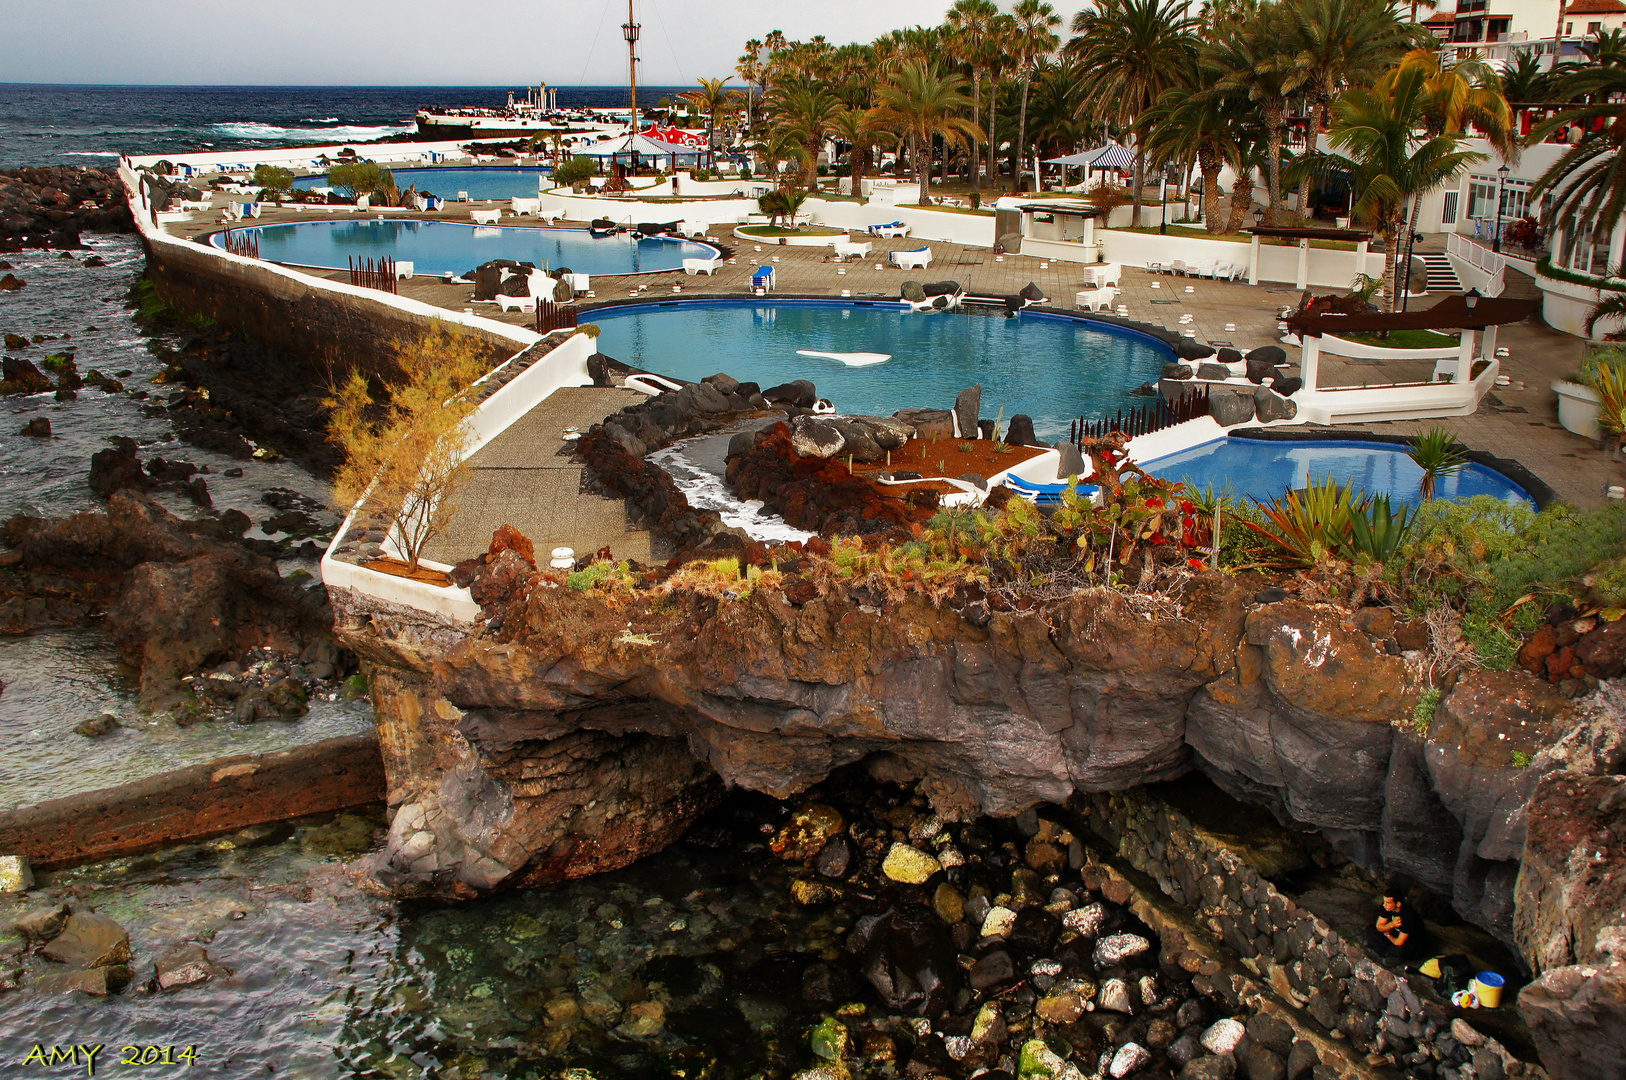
[216,219,719,277]
[587,299,1173,438]
[293,166,552,202]
[1143,436,1533,506]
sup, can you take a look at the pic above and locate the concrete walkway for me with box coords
[420,386,653,567]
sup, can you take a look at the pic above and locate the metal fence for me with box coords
[1071,385,1210,445]
[535,301,578,334]
[220,227,259,260]
[348,256,399,294]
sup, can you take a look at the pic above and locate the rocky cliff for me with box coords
[332,545,1621,965]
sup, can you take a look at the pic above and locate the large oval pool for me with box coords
[587,299,1173,438]
[1143,436,1533,506]
[293,166,551,202]
[216,220,719,277]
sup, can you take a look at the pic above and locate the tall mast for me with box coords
[623,0,641,145]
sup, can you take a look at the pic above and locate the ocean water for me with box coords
[0,84,694,168]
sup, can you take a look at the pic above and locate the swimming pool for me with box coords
[217,220,718,277]
[587,299,1174,438]
[292,166,551,202]
[1143,436,1533,506]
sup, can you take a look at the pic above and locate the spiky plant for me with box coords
[1408,427,1469,500]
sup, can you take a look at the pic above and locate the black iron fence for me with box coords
[1071,385,1210,446]
[220,227,259,260]
[348,256,399,294]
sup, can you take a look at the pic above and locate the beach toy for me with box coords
[1471,972,1504,1008]
[1420,957,1442,979]
[1451,989,1479,1008]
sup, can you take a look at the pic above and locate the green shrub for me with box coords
[1575,345,1626,390]
[1412,686,1442,735]
[252,164,294,192]
[553,155,596,188]
[327,161,394,199]
[739,164,753,180]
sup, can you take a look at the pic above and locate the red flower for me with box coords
[1188,558,1206,569]
[1180,500,1196,514]
[1145,497,1164,509]
[1150,533,1168,546]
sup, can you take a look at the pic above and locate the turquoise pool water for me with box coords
[217,220,718,277]
[1143,437,1533,506]
[292,166,551,201]
[588,300,1173,438]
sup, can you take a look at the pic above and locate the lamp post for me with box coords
[1465,286,1480,311]
[1493,163,1510,253]
[1253,207,1264,229]
[623,0,641,172]
[1159,168,1169,234]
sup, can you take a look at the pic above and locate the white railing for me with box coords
[1448,232,1506,297]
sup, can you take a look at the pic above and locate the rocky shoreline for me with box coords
[0,166,133,252]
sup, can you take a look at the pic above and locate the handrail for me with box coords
[1447,232,1506,297]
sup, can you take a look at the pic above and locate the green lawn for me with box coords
[1342,329,1461,349]
[1111,225,1359,251]
[737,224,845,237]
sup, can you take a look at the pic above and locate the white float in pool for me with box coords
[796,349,892,367]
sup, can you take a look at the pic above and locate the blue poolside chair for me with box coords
[1004,474,1098,504]
[752,265,776,292]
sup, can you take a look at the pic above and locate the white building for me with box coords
[1425,0,1626,69]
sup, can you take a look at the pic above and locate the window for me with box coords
[1591,21,1604,34]
[1467,179,1497,219]
[1567,21,1574,34]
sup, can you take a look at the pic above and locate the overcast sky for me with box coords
[1,0,959,86]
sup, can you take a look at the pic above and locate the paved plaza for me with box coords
[174,200,1624,531]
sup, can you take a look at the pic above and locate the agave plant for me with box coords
[1241,477,1356,568]
[1407,427,1469,500]
[1593,364,1626,442]
[1339,493,1414,564]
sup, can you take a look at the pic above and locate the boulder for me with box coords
[1176,341,1217,361]
[154,943,229,990]
[13,902,70,942]
[702,372,740,395]
[43,912,131,968]
[772,804,844,861]
[1197,363,1232,380]
[73,713,119,737]
[994,232,1022,254]
[1516,773,1626,973]
[1245,345,1287,367]
[0,854,33,893]
[1055,441,1087,480]
[1520,961,1626,1080]
[763,379,817,408]
[894,408,954,440]
[790,416,846,459]
[35,965,132,995]
[1217,348,1243,365]
[1019,282,1047,303]
[1253,387,1297,423]
[955,385,982,439]
[847,906,958,1015]
[1006,414,1038,447]
[87,436,149,497]
[901,280,927,304]
[1162,362,1194,380]
[1209,390,1256,427]
[20,417,49,437]
[1272,376,1304,397]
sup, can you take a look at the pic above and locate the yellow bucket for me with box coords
[1471,972,1505,1008]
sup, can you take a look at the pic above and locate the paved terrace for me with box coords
[165,199,1620,562]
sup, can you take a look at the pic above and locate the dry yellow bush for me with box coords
[327,323,493,570]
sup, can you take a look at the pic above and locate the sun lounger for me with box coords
[890,246,932,271]
[510,197,541,216]
[868,221,910,238]
[496,294,538,313]
[683,258,720,276]
[1005,474,1099,504]
[675,220,708,238]
[562,272,590,294]
[470,209,501,225]
[1083,263,1122,289]
[752,265,775,292]
[1074,286,1118,312]
[395,261,414,280]
[833,239,872,260]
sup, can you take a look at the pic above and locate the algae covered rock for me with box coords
[881,842,939,884]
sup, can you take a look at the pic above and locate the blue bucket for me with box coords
[1472,971,1506,1007]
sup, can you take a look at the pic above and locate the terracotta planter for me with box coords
[1553,379,1600,438]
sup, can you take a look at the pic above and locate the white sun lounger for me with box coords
[682,258,720,276]
[496,294,537,313]
[868,222,909,238]
[890,246,931,270]
[395,261,414,280]
[1083,263,1122,288]
[833,239,872,260]
[470,209,501,225]
[1075,286,1118,312]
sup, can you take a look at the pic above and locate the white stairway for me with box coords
[1416,253,1463,293]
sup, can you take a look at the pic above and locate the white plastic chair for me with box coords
[496,294,537,313]
[682,258,719,276]
[470,209,501,225]
[1170,259,1187,276]
[1075,287,1117,312]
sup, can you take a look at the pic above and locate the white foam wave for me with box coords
[59,151,121,158]
[650,445,814,543]
[304,117,340,123]
[207,121,414,141]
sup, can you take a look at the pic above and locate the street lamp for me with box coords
[1159,169,1169,234]
[1252,207,1264,229]
[1465,286,1481,311]
[1493,163,1511,253]
[623,1,641,171]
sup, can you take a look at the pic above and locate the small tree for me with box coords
[328,161,394,200]
[253,164,294,194]
[327,325,494,572]
[553,155,597,188]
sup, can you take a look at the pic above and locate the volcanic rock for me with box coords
[43,912,131,968]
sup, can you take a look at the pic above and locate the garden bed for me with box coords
[850,436,1050,496]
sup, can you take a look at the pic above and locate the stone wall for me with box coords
[1081,788,1537,1080]
[139,234,518,380]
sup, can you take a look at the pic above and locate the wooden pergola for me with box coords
[1244,225,1375,289]
[1285,293,1539,392]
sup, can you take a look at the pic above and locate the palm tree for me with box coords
[830,108,894,193]
[1068,0,1199,225]
[1530,63,1626,246]
[1326,65,1485,309]
[771,77,844,189]
[1282,0,1416,132]
[747,129,812,194]
[1205,2,1302,224]
[1012,0,1063,192]
[1144,79,1257,232]
[945,0,1002,189]
[983,12,1021,189]
[1027,57,1096,175]
[868,60,984,205]
[1584,291,1626,338]
[758,187,809,227]
[682,78,741,168]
